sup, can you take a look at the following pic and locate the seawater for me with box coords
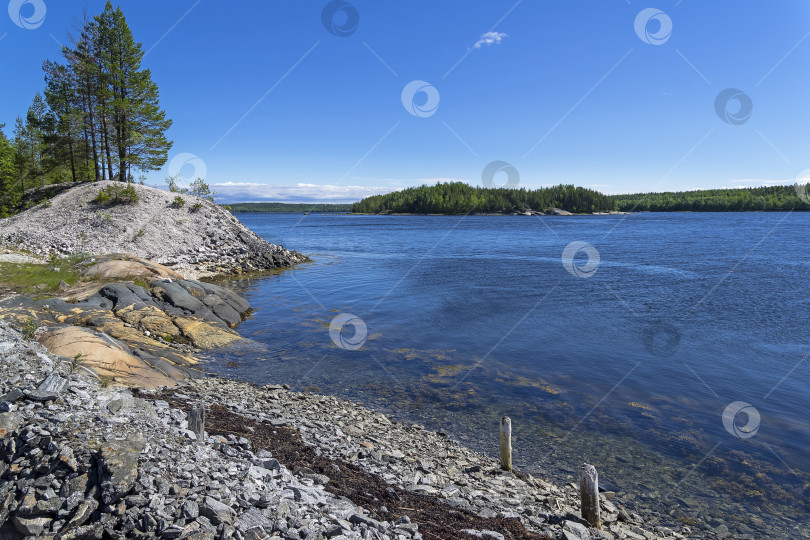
[205,212,810,538]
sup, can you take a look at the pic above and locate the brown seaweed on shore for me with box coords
[154,392,550,540]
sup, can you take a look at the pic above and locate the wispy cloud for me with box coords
[210,182,401,203]
[474,31,507,49]
[729,178,798,186]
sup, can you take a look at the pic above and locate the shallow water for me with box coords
[204,212,810,538]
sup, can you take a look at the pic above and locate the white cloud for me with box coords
[210,182,401,203]
[729,178,797,186]
[473,31,507,49]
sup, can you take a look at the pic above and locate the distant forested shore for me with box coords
[613,185,809,212]
[347,182,810,215]
[227,202,353,213]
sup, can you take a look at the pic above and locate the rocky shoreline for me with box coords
[0,316,705,540]
[0,183,710,539]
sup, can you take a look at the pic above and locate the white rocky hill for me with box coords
[0,181,306,278]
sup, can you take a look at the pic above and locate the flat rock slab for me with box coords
[81,255,184,281]
[38,373,69,393]
[99,435,146,505]
[0,253,45,264]
[38,326,178,389]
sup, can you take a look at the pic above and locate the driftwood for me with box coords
[188,406,205,443]
[499,416,512,471]
[579,463,601,529]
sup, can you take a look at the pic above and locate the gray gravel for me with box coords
[0,320,704,540]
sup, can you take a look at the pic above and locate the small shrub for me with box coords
[190,202,203,212]
[163,333,173,343]
[23,318,37,340]
[188,178,215,202]
[93,189,111,204]
[71,353,85,373]
[166,174,184,193]
[171,196,186,209]
[93,183,139,205]
[135,229,145,239]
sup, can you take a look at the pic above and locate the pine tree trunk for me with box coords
[82,126,91,182]
[101,112,114,181]
[85,90,100,182]
[68,136,76,183]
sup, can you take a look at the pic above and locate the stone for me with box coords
[461,531,505,540]
[182,500,199,520]
[65,498,99,529]
[349,514,381,529]
[38,373,70,393]
[235,508,275,532]
[0,412,23,438]
[1,388,24,403]
[563,520,590,540]
[28,373,70,401]
[99,435,146,504]
[200,496,232,525]
[12,514,52,536]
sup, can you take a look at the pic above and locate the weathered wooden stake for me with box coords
[188,406,205,443]
[579,463,602,529]
[499,416,512,471]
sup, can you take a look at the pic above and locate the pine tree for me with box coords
[0,124,18,215]
[95,2,172,181]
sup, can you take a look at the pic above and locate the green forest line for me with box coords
[349,182,810,214]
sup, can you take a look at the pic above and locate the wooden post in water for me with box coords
[499,416,512,471]
[579,463,601,529]
[189,406,205,443]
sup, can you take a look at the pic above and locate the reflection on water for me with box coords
[204,212,810,539]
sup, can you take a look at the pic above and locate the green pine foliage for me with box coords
[92,183,139,205]
[0,2,172,216]
[351,182,617,214]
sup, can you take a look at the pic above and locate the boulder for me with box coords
[81,255,184,281]
[200,496,232,525]
[28,373,70,401]
[99,435,146,504]
[173,317,241,349]
[151,281,207,314]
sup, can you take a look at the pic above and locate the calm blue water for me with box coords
[207,212,810,538]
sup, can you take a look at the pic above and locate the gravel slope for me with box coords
[0,182,307,278]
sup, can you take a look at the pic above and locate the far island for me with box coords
[345,181,810,215]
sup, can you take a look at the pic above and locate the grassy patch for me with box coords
[0,255,84,294]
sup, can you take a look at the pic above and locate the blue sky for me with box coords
[2,1,810,202]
